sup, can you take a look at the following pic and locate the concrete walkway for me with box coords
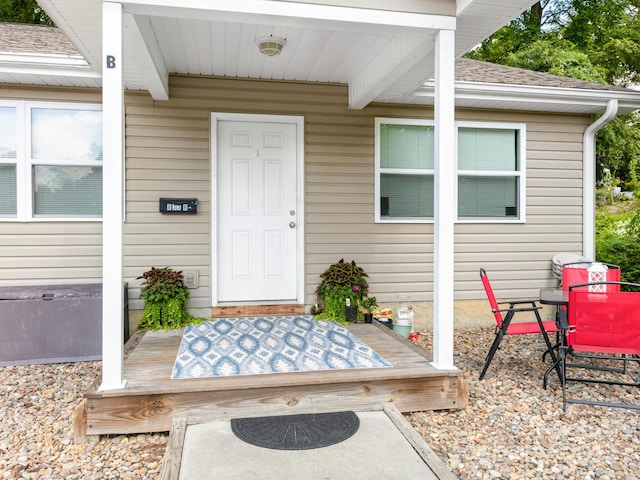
[160,405,457,480]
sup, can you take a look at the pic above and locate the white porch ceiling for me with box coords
[36,0,540,109]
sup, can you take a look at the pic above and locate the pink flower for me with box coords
[353,285,360,292]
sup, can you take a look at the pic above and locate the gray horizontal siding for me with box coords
[0,78,592,308]
[0,87,102,287]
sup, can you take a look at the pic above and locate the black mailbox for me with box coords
[159,198,198,214]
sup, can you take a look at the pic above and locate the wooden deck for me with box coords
[73,322,468,442]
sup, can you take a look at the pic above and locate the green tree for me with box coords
[0,0,53,25]
[503,39,608,83]
[467,0,640,183]
[562,0,640,86]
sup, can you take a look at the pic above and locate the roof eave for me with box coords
[0,53,101,80]
[404,81,640,114]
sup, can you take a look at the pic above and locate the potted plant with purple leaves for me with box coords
[137,267,203,331]
[315,259,370,324]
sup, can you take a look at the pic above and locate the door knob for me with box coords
[289,222,296,228]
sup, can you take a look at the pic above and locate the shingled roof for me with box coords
[456,58,628,92]
[0,22,79,56]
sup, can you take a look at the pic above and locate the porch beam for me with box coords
[120,0,456,34]
[349,35,435,110]
[124,13,169,101]
[432,29,456,371]
[100,1,126,391]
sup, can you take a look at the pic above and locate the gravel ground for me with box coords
[1,327,638,479]
[409,328,640,480]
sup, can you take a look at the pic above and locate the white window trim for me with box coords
[0,100,103,222]
[374,117,435,224]
[374,117,527,224]
[455,120,526,224]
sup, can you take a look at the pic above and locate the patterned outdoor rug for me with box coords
[171,315,392,379]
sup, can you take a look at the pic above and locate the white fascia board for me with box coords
[119,0,456,34]
[0,53,100,79]
[124,13,169,101]
[36,0,101,70]
[413,81,640,113]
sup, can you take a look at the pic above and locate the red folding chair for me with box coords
[562,262,621,291]
[555,281,640,411]
[554,262,621,359]
[479,268,559,380]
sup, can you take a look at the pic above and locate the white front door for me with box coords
[216,118,299,302]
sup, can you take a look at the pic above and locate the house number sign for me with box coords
[106,55,117,68]
[159,198,198,214]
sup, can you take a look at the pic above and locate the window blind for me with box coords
[33,166,102,216]
[0,164,16,215]
[458,128,518,171]
[381,173,434,217]
[380,124,434,169]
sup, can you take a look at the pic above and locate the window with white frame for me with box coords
[375,118,525,222]
[457,122,524,220]
[0,102,103,220]
[0,106,17,216]
[376,118,435,221]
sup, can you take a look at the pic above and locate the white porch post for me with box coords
[432,29,456,370]
[100,1,126,390]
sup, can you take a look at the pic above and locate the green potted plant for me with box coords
[359,296,378,324]
[315,259,370,324]
[137,267,202,331]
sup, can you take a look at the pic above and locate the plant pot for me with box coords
[394,317,412,326]
[345,305,358,323]
[364,313,373,324]
[392,323,411,338]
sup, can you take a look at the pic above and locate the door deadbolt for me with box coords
[290,210,296,216]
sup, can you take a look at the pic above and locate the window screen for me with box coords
[0,107,17,216]
[458,126,521,219]
[33,166,102,216]
[378,122,434,219]
[0,164,16,215]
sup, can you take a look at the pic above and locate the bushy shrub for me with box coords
[137,267,203,330]
[596,208,640,287]
[315,259,371,323]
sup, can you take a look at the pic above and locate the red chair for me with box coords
[556,281,640,411]
[479,268,559,380]
[548,262,621,362]
[562,262,620,291]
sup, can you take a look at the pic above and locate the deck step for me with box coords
[211,304,305,317]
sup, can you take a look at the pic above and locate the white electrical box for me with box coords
[184,270,199,289]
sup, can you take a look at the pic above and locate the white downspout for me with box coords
[583,99,618,260]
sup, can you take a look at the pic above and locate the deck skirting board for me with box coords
[81,375,465,437]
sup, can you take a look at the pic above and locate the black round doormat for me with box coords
[230,411,360,450]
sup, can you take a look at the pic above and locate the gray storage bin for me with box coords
[0,283,129,366]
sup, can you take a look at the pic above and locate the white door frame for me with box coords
[211,112,305,306]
